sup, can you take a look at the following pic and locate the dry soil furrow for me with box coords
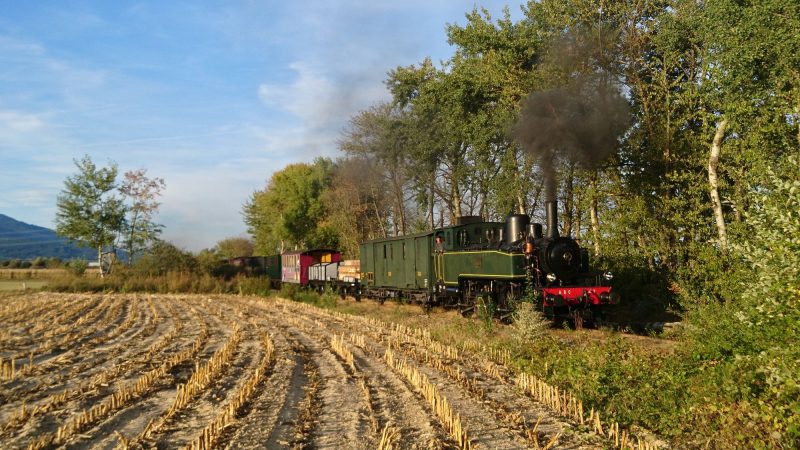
[377,329,592,448]
[0,297,164,414]
[9,295,119,367]
[0,294,633,450]
[138,323,263,449]
[272,313,376,449]
[277,307,472,447]
[55,299,213,450]
[0,293,58,328]
[346,338,455,448]
[219,299,333,449]
[0,295,99,354]
[281,300,601,449]
[269,304,455,450]
[0,298,175,433]
[10,302,213,450]
[220,326,308,449]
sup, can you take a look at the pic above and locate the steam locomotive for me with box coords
[358,200,616,322]
[234,199,616,322]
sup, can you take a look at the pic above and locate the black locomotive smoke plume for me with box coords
[514,30,631,204]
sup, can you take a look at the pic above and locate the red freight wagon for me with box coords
[281,249,341,286]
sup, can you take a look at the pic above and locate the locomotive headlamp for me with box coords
[603,271,614,281]
[546,273,557,282]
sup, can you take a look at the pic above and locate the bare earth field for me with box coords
[0,293,646,449]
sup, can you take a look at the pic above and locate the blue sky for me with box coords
[0,1,523,251]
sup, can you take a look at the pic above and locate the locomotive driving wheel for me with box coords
[493,283,519,323]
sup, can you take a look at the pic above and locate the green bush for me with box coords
[510,302,550,343]
[131,241,198,276]
[680,155,800,446]
[278,283,338,308]
[66,259,88,276]
[235,275,272,296]
[31,257,46,268]
[46,257,63,268]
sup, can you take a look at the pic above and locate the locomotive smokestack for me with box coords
[545,200,559,239]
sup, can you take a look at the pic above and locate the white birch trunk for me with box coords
[708,118,729,251]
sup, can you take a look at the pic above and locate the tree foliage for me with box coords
[55,155,126,276]
[215,237,255,259]
[119,169,165,263]
[241,2,800,444]
[243,158,338,254]
[55,156,167,275]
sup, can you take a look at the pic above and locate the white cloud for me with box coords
[256,61,390,161]
[0,36,45,55]
[158,163,274,251]
[257,62,336,127]
[0,110,44,132]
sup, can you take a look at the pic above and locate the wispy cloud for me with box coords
[0,36,45,55]
[0,110,44,132]
[1,0,519,251]
[258,62,335,124]
[256,61,389,160]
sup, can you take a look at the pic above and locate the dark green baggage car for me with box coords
[359,217,526,312]
[359,230,435,303]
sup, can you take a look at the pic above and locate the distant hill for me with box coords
[0,214,95,261]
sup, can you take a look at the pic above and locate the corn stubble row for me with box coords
[1,298,172,433]
[137,323,242,442]
[0,294,66,342]
[517,372,656,450]
[384,347,472,450]
[334,333,381,435]
[25,316,211,450]
[284,301,480,449]
[2,295,138,382]
[384,330,564,449]
[285,309,384,441]
[182,332,276,450]
[0,295,99,359]
[281,299,662,450]
[350,304,657,450]
[330,333,356,371]
[5,295,260,450]
[283,304,408,448]
[383,310,658,450]
[377,423,401,450]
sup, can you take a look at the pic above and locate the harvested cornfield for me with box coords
[0,293,659,449]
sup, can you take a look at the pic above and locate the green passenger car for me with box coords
[359,217,524,307]
[359,231,434,302]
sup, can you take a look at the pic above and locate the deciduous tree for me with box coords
[243,158,337,254]
[215,237,255,258]
[119,169,165,263]
[55,155,125,277]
